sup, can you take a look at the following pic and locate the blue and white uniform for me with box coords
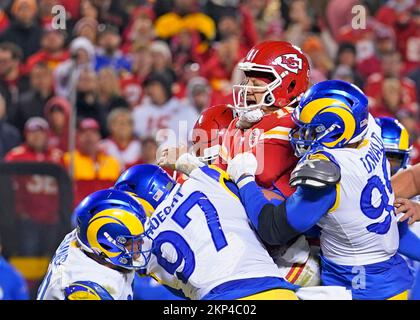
[238,115,414,299]
[145,166,296,300]
[37,231,135,300]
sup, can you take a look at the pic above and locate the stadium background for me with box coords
[0,0,418,299]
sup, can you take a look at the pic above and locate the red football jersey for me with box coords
[4,145,64,224]
[219,107,298,197]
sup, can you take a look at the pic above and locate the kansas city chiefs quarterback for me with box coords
[220,41,310,198]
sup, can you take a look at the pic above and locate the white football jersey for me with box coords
[317,114,400,266]
[145,166,283,300]
[37,230,135,300]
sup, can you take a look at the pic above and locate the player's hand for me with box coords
[227,152,258,183]
[157,145,188,169]
[394,198,420,225]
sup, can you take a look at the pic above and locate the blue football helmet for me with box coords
[290,80,369,157]
[114,164,176,215]
[376,116,412,175]
[74,189,152,271]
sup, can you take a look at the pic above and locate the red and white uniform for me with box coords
[4,145,64,224]
[219,106,298,197]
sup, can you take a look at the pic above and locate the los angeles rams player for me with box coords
[228,80,420,300]
[37,189,151,300]
[114,163,300,300]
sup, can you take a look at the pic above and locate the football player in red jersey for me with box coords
[219,41,310,198]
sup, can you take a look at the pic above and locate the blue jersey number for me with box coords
[360,156,394,234]
[172,191,228,251]
[153,192,227,283]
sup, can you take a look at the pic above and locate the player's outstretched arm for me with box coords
[228,153,338,246]
[391,163,420,199]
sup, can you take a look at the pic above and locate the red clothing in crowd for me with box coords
[0,10,10,33]
[25,50,70,74]
[4,144,64,225]
[364,73,418,116]
[60,0,81,21]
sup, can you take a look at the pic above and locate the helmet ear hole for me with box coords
[288,80,296,94]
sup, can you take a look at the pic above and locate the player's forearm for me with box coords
[238,178,333,246]
[392,164,420,199]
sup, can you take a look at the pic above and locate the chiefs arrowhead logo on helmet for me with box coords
[273,54,303,74]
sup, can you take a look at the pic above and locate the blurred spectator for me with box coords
[326,0,358,41]
[0,236,29,300]
[122,6,156,53]
[72,17,99,45]
[334,42,365,88]
[302,36,334,79]
[356,26,397,79]
[150,41,176,83]
[364,51,418,114]
[173,61,201,99]
[0,42,29,118]
[97,67,129,115]
[63,118,120,206]
[201,35,246,104]
[408,66,420,99]
[133,72,180,140]
[4,117,63,256]
[60,0,82,21]
[0,94,21,159]
[44,96,71,152]
[38,0,61,26]
[25,27,70,74]
[185,77,211,115]
[137,136,158,165]
[80,0,99,21]
[92,0,129,32]
[75,68,105,134]
[0,0,42,60]
[95,24,131,73]
[285,0,320,48]
[100,108,141,170]
[242,0,283,41]
[54,37,96,98]
[13,62,54,131]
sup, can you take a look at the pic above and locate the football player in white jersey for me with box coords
[228,80,420,300]
[37,189,151,300]
[114,163,300,300]
[376,117,420,283]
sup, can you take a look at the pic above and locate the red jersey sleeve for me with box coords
[254,138,297,197]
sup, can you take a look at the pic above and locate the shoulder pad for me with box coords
[290,156,341,188]
[64,281,114,300]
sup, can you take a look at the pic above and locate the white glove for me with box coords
[236,109,264,129]
[227,152,258,183]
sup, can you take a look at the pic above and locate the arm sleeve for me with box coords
[238,179,336,246]
[398,221,420,261]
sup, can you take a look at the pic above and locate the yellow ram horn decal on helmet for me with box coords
[299,98,350,124]
[320,106,356,148]
[86,209,145,258]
